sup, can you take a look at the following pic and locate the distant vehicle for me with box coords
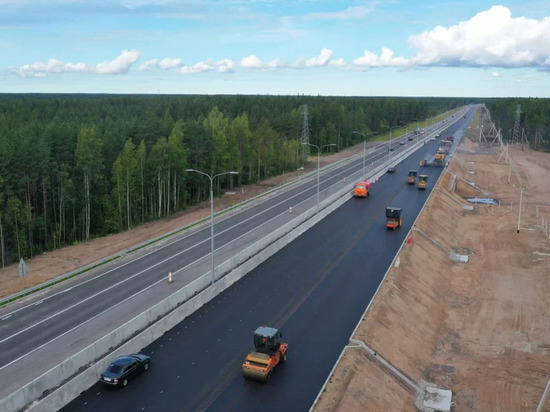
[389,146,394,151]
[430,137,436,141]
[408,170,418,184]
[408,136,414,141]
[420,129,425,134]
[447,136,454,142]
[414,127,419,134]
[243,326,288,382]
[385,207,402,230]
[400,141,405,145]
[354,180,372,197]
[435,133,441,138]
[387,166,395,173]
[100,354,150,387]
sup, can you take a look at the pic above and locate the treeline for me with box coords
[485,98,550,150]
[0,94,473,267]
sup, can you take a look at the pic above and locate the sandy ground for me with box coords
[314,108,550,411]
[0,144,366,300]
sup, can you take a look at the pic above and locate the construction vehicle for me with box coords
[440,140,452,153]
[353,180,372,197]
[418,174,428,190]
[407,170,417,184]
[386,207,402,229]
[242,326,288,382]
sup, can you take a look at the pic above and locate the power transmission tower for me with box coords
[512,105,521,144]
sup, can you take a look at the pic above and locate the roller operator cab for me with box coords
[407,170,417,184]
[242,326,288,382]
[386,207,402,229]
[418,175,428,190]
[354,180,372,197]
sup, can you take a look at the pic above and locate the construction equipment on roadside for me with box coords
[354,180,372,197]
[242,326,288,382]
[434,148,446,166]
[407,170,418,184]
[386,207,402,230]
[418,175,428,190]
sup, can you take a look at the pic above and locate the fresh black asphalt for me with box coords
[61,116,470,411]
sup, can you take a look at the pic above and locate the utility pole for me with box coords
[517,186,523,233]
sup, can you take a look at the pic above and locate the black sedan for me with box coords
[387,166,396,173]
[99,353,150,387]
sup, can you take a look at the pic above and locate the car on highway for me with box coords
[430,137,436,141]
[387,166,395,173]
[100,354,150,387]
[400,141,405,145]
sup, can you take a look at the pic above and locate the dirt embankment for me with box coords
[314,117,550,411]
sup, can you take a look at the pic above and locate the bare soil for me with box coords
[314,110,550,411]
[0,144,365,300]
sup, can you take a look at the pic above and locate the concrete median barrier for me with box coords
[4,123,449,412]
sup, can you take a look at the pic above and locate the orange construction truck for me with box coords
[354,180,372,197]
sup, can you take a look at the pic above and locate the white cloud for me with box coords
[180,58,234,74]
[239,54,264,69]
[239,55,285,70]
[159,58,183,70]
[13,50,141,77]
[329,58,346,67]
[216,58,234,73]
[291,48,334,68]
[354,47,409,68]
[408,6,550,69]
[267,57,284,69]
[139,57,183,71]
[139,59,159,71]
[96,49,140,74]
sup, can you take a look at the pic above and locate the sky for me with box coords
[1,0,549,97]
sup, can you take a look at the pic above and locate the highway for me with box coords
[60,111,472,411]
[0,123,430,400]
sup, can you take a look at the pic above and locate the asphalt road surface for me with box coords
[0,119,424,396]
[61,115,469,411]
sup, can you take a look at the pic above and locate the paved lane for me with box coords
[62,123,459,412]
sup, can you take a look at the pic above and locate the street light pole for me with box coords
[352,131,377,178]
[186,168,238,285]
[381,125,396,161]
[302,142,336,214]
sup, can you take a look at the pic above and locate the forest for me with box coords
[0,93,483,267]
[485,98,550,150]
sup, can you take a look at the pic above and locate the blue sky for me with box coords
[1,0,549,97]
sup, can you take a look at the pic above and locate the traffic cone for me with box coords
[168,272,173,283]
[289,206,293,214]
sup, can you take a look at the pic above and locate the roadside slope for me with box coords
[314,137,550,411]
